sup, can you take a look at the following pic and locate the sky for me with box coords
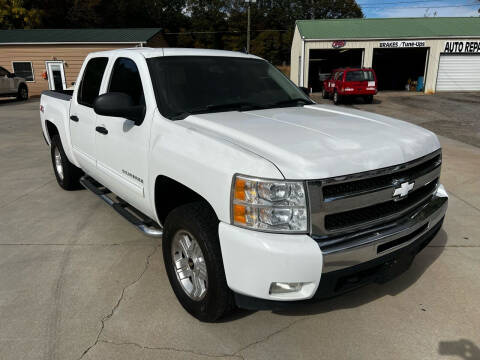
[360,0,479,18]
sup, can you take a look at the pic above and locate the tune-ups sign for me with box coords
[444,41,480,54]
[379,41,425,48]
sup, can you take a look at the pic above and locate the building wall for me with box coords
[0,43,138,96]
[289,26,302,85]
[292,36,480,93]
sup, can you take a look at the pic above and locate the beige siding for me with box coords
[0,44,136,96]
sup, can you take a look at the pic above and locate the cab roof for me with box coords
[88,47,262,60]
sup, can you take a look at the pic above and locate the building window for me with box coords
[12,62,34,82]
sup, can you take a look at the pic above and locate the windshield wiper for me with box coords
[265,98,313,109]
[205,102,265,112]
[170,102,265,119]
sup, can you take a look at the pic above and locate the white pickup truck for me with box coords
[40,48,448,322]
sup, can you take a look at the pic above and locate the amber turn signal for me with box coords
[234,178,246,201]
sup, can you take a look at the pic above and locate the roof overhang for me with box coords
[0,41,146,45]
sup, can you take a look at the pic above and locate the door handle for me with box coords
[70,115,79,122]
[95,126,108,135]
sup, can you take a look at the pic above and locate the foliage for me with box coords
[0,0,42,29]
[0,0,364,64]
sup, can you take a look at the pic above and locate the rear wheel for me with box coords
[17,84,28,101]
[163,202,233,322]
[50,135,83,190]
[333,90,341,105]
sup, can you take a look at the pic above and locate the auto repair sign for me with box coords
[444,41,480,53]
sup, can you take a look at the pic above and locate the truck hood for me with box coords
[182,104,440,179]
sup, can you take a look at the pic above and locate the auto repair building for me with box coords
[290,17,480,93]
[0,28,166,97]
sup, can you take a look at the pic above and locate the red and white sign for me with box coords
[332,40,346,49]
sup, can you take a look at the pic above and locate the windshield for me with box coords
[345,70,375,82]
[147,56,313,120]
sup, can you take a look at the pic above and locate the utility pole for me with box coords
[245,0,256,53]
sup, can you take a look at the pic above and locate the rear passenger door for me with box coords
[70,57,108,175]
[94,56,151,213]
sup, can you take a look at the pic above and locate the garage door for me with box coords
[436,55,480,91]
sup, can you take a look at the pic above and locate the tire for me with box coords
[50,135,83,190]
[365,95,374,104]
[333,90,341,105]
[322,88,328,99]
[17,84,28,101]
[163,202,234,322]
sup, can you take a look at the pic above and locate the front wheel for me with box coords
[322,88,328,99]
[17,84,28,101]
[163,202,233,322]
[333,91,341,105]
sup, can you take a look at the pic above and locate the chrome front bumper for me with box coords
[321,184,448,273]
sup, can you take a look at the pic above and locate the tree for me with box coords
[0,0,42,29]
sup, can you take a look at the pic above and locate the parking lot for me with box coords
[1,94,479,360]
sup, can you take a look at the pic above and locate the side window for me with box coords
[108,58,144,106]
[12,62,34,81]
[0,67,9,77]
[77,57,108,107]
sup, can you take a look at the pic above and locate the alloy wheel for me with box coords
[171,230,208,301]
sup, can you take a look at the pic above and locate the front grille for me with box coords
[308,150,442,237]
[324,179,438,230]
[323,154,441,199]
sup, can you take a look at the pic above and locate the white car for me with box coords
[0,66,28,100]
[40,48,448,322]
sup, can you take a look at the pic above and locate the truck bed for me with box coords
[42,90,73,101]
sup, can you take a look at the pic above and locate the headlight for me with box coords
[231,175,308,233]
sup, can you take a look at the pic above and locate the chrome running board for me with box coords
[80,175,163,237]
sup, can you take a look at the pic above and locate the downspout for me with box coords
[300,36,305,87]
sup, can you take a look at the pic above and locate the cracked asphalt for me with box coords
[1,95,480,360]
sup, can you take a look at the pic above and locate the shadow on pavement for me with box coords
[439,339,480,360]
[0,98,31,106]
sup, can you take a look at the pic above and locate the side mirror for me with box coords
[299,87,310,96]
[93,92,145,125]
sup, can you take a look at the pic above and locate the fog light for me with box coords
[269,282,304,295]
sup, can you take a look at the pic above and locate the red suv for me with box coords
[322,68,377,105]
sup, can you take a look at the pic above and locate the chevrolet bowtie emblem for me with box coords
[393,181,414,199]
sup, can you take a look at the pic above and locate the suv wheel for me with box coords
[50,135,83,190]
[333,91,341,105]
[163,202,233,322]
[17,84,28,101]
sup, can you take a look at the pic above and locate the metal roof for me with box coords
[0,28,162,44]
[296,17,480,40]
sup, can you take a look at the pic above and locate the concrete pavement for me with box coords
[1,97,479,360]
